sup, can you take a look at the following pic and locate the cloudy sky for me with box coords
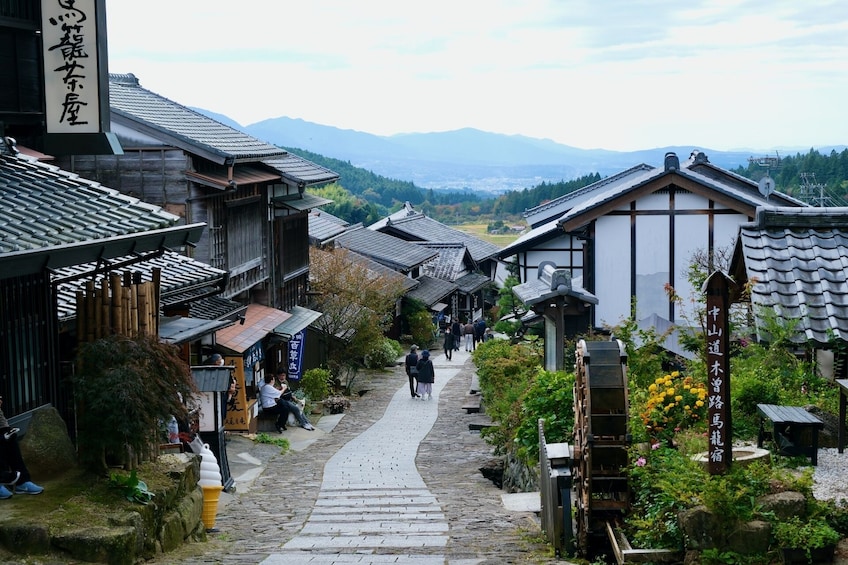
[106,1,847,152]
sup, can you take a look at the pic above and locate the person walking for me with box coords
[415,350,435,400]
[450,319,461,351]
[463,321,475,351]
[404,345,421,398]
[443,328,454,361]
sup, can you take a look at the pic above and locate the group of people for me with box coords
[404,345,435,400]
[443,317,490,356]
[259,368,315,433]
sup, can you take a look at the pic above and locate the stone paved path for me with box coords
[153,345,560,564]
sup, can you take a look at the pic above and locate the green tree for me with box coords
[73,334,196,474]
[309,247,406,393]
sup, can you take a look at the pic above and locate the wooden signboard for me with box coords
[705,271,732,474]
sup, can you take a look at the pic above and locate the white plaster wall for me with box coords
[673,214,709,324]
[635,215,670,321]
[595,215,632,328]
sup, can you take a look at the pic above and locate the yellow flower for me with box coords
[695,400,704,408]
[671,371,680,378]
[648,383,658,392]
[675,395,683,402]
[666,388,675,397]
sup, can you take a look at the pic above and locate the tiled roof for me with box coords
[334,226,438,272]
[369,201,420,230]
[109,73,285,162]
[374,214,501,263]
[455,272,492,294]
[343,249,420,293]
[523,164,655,227]
[189,296,247,321]
[263,154,339,186]
[418,242,469,281]
[0,151,180,254]
[558,151,805,233]
[309,210,350,245]
[52,250,227,322]
[405,275,457,307]
[732,206,848,346]
[513,265,597,308]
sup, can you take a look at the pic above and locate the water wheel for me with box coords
[572,339,631,557]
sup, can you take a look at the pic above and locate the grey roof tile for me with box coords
[263,153,339,185]
[374,214,501,263]
[52,250,227,322]
[733,206,848,345]
[0,153,179,254]
[405,275,457,307]
[334,226,438,271]
[309,211,350,244]
[109,74,284,162]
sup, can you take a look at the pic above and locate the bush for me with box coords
[407,310,436,348]
[516,369,575,464]
[300,368,331,402]
[73,334,196,474]
[364,337,403,369]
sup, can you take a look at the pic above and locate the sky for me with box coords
[106,0,848,153]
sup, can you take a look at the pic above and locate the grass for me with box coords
[451,222,524,247]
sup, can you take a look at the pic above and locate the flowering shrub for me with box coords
[323,395,351,414]
[640,371,707,441]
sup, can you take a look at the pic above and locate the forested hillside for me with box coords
[732,148,848,205]
[292,145,848,226]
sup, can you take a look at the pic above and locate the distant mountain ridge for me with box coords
[194,109,844,193]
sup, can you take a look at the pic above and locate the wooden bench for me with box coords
[469,373,480,395]
[757,404,824,465]
[462,393,482,414]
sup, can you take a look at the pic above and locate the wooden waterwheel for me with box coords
[572,339,631,557]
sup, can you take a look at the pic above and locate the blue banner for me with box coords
[287,329,306,380]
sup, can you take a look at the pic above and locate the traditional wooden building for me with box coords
[54,73,339,313]
[498,150,806,334]
[0,141,205,421]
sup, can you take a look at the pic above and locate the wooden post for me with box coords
[705,271,732,474]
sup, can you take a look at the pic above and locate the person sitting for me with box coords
[275,370,315,431]
[0,397,43,497]
[259,374,292,433]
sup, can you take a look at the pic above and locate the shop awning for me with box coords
[215,304,291,354]
[190,366,232,392]
[430,302,448,313]
[273,306,323,338]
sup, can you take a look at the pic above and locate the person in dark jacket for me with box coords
[443,328,454,361]
[404,345,421,398]
[415,350,435,400]
[451,319,462,351]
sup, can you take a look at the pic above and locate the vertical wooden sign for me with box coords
[705,271,732,474]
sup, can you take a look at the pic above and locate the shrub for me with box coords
[364,337,403,369]
[640,371,708,443]
[300,368,331,402]
[73,334,196,474]
[516,369,575,465]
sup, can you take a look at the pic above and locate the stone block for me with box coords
[52,525,138,565]
[757,491,806,521]
[159,510,186,553]
[19,407,78,477]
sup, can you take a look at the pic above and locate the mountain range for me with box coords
[199,109,844,194]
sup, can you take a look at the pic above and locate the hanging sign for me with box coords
[287,329,306,381]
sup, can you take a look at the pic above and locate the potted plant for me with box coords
[773,516,840,564]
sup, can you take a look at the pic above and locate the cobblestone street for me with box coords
[154,346,563,564]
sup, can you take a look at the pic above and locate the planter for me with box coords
[781,545,836,565]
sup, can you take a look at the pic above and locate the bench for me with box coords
[462,393,482,414]
[757,404,824,465]
[469,373,480,395]
[8,403,53,439]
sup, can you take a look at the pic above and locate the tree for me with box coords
[493,275,526,338]
[309,247,406,392]
[72,334,196,474]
